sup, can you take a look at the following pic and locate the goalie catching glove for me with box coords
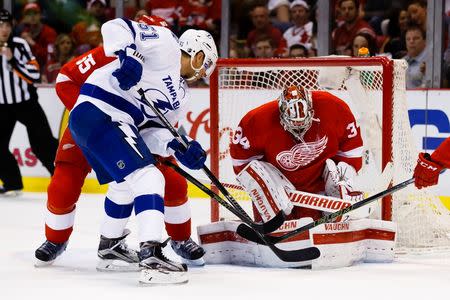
[113,44,144,90]
[237,160,294,223]
[323,159,372,220]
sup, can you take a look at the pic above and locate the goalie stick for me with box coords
[236,177,415,245]
[136,89,319,262]
[162,159,320,262]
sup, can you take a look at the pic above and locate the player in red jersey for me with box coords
[230,85,365,223]
[414,138,450,189]
[35,15,205,269]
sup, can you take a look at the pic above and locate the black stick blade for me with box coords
[237,223,266,243]
[236,223,321,262]
[261,211,286,233]
[269,245,321,262]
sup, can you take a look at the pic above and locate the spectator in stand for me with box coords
[71,0,107,54]
[120,0,148,20]
[267,0,292,32]
[253,35,276,58]
[134,9,149,22]
[408,0,427,32]
[43,34,75,83]
[288,43,308,57]
[245,4,287,57]
[361,0,391,35]
[332,0,375,55]
[179,0,220,39]
[229,36,247,58]
[17,3,57,75]
[403,25,428,89]
[351,32,378,57]
[380,8,408,59]
[0,9,58,196]
[283,0,314,50]
[145,0,182,30]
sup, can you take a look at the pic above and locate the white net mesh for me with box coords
[212,57,450,252]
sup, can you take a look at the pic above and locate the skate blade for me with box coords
[139,269,188,285]
[0,190,22,197]
[96,259,142,272]
[181,257,205,267]
[34,259,55,268]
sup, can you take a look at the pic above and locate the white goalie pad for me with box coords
[236,160,294,222]
[197,218,396,269]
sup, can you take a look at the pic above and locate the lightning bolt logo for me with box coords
[117,122,143,159]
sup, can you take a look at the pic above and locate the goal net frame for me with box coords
[208,56,450,252]
[209,56,394,222]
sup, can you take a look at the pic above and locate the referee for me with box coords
[0,9,58,196]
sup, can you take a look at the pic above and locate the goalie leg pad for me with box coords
[237,160,294,223]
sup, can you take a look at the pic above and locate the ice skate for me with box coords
[97,229,140,272]
[34,240,68,267]
[138,239,188,285]
[0,186,22,197]
[170,237,205,266]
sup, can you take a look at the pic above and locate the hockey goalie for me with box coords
[197,85,396,269]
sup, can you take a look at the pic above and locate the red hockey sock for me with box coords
[45,163,89,243]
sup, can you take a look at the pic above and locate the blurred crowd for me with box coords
[10,0,221,85]
[6,0,450,88]
[231,0,440,88]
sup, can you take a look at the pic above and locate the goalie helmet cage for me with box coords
[209,57,450,253]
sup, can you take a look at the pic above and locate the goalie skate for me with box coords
[96,229,140,272]
[170,237,205,266]
[138,239,188,285]
[34,240,68,267]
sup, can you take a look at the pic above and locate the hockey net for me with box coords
[209,57,450,252]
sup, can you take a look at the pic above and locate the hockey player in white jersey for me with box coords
[68,18,218,284]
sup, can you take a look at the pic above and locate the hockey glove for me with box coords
[112,44,144,91]
[167,137,206,170]
[413,152,443,189]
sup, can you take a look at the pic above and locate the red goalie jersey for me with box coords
[230,90,363,195]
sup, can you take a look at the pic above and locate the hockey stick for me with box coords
[161,159,285,234]
[236,177,415,245]
[135,89,318,261]
[136,88,285,232]
[162,159,320,262]
[136,88,255,222]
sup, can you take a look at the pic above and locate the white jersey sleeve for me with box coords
[77,18,187,160]
[101,18,135,56]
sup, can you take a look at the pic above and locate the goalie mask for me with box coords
[179,29,218,81]
[278,85,314,141]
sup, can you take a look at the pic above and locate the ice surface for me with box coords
[1,193,449,300]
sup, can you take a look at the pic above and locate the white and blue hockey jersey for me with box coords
[73,18,190,157]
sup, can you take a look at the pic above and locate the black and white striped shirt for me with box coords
[0,36,40,105]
